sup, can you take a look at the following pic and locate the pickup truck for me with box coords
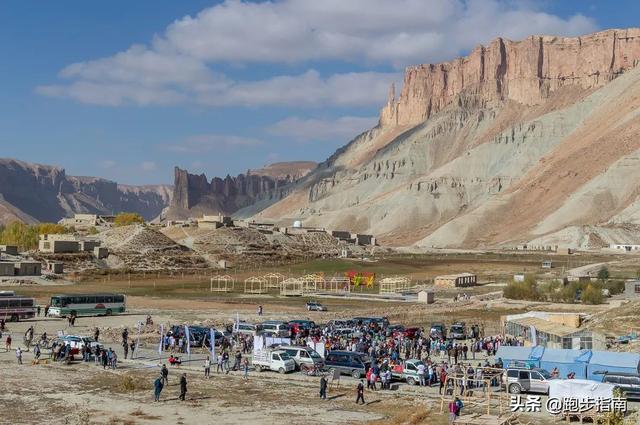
[391,359,425,385]
[252,349,296,374]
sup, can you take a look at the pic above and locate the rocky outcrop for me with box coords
[168,162,314,218]
[252,28,640,248]
[0,158,172,224]
[380,28,640,127]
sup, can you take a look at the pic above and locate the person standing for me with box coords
[154,376,164,402]
[242,358,249,381]
[37,305,41,316]
[123,340,129,359]
[417,362,426,386]
[179,373,187,401]
[319,375,328,400]
[356,380,365,405]
[6,334,12,352]
[204,356,211,378]
[161,364,169,385]
[94,327,100,342]
[130,340,136,359]
[216,354,224,373]
[16,347,22,364]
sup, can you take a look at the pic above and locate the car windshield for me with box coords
[310,351,322,359]
[279,352,292,360]
[537,369,552,379]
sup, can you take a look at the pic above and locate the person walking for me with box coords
[5,334,12,352]
[204,356,211,378]
[242,358,249,381]
[161,364,169,385]
[356,380,365,405]
[154,376,164,402]
[94,327,100,342]
[319,375,328,400]
[216,354,224,373]
[179,373,187,401]
[130,340,136,359]
[16,347,22,364]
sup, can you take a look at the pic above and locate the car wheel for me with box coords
[509,384,521,394]
[10,314,18,322]
[106,309,112,316]
[279,367,285,374]
[406,377,416,386]
[351,369,361,379]
[255,365,262,372]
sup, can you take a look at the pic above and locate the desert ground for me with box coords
[1,252,639,425]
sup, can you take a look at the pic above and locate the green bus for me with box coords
[48,293,126,317]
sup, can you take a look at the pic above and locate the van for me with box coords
[279,345,324,371]
[503,367,553,395]
[353,317,389,328]
[325,350,370,378]
[259,321,289,337]
[598,372,640,400]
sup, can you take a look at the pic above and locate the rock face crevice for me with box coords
[380,29,640,128]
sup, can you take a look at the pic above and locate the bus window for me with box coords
[115,295,124,302]
[61,297,70,307]
[96,296,105,303]
[9,299,19,307]
[20,299,34,307]
[0,300,7,307]
[86,296,96,304]
[105,296,114,303]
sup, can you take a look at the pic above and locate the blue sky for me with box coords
[0,0,637,185]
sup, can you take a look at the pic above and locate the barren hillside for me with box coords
[245,28,640,249]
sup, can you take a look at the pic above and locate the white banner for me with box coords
[184,325,191,356]
[158,324,164,354]
[210,328,217,361]
[530,325,538,346]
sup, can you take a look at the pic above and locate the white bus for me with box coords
[48,293,126,317]
[0,291,36,322]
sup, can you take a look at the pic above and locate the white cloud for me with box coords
[267,116,378,142]
[36,0,598,107]
[140,161,157,172]
[163,134,263,153]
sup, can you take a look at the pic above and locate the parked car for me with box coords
[279,345,325,371]
[235,322,258,335]
[53,335,101,355]
[449,322,466,340]
[288,319,316,330]
[430,323,446,339]
[503,367,553,395]
[253,349,296,374]
[391,359,425,385]
[306,301,327,311]
[327,319,355,328]
[596,372,640,400]
[394,327,421,339]
[385,324,404,337]
[259,320,290,337]
[332,328,363,339]
[353,316,389,328]
[325,350,371,378]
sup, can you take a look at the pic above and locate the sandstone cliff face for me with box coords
[380,28,640,127]
[169,162,314,218]
[252,28,640,248]
[0,158,171,224]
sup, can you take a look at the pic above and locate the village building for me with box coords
[38,234,102,254]
[0,261,15,276]
[197,214,232,229]
[624,279,640,298]
[94,246,109,259]
[45,261,64,274]
[434,273,477,287]
[610,243,640,252]
[502,312,604,350]
[59,213,115,229]
[0,245,18,256]
[417,290,435,304]
[15,261,41,276]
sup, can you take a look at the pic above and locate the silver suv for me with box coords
[503,367,553,395]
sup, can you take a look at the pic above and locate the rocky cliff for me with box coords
[168,161,315,218]
[249,28,640,248]
[380,28,640,127]
[0,158,172,224]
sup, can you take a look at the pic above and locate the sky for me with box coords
[0,0,638,185]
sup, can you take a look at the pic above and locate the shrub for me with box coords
[503,275,540,301]
[604,280,625,295]
[113,213,144,227]
[581,283,604,305]
[597,266,610,283]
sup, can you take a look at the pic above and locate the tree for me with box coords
[113,213,145,227]
[597,266,610,283]
[0,221,70,250]
[503,275,540,301]
[581,283,604,305]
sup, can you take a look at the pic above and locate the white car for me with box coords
[54,335,101,351]
[253,349,296,374]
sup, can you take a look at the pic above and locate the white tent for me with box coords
[548,379,616,401]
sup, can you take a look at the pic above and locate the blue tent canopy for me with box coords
[587,350,640,381]
[495,346,540,368]
[540,348,591,379]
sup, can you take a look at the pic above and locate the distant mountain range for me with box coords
[0,158,172,225]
